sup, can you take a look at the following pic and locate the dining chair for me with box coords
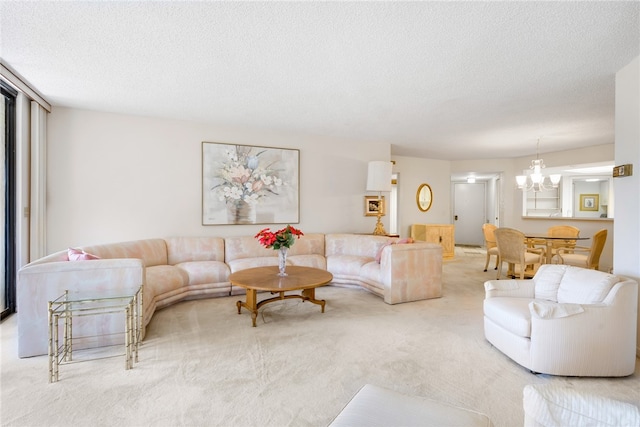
[494,228,544,279]
[540,225,581,258]
[481,223,499,272]
[554,229,607,270]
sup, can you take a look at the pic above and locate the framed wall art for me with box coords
[202,142,300,225]
[364,196,385,217]
[579,194,599,211]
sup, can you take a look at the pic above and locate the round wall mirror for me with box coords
[417,183,433,212]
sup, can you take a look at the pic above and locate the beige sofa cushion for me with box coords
[83,238,168,267]
[327,255,373,278]
[175,261,229,286]
[287,233,325,256]
[325,234,391,258]
[145,265,189,302]
[165,237,225,264]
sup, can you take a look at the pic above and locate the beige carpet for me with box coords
[2,248,638,427]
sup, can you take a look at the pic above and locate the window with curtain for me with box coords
[1,80,17,320]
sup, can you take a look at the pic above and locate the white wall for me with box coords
[391,156,451,237]
[614,56,640,356]
[46,107,390,251]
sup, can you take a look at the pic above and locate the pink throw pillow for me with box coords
[397,238,414,244]
[375,238,415,263]
[375,241,395,263]
[67,248,100,261]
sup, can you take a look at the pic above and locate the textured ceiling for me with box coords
[1,1,638,160]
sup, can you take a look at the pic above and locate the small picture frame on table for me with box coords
[365,196,385,216]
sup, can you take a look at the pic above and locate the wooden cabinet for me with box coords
[410,224,455,258]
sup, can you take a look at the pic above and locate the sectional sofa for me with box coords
[17,233,443,358]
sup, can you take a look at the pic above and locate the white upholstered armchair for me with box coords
[483,264,638,377]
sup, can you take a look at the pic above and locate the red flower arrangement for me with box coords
[255,225,304,250]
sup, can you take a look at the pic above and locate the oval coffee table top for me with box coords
[229,266,333,292]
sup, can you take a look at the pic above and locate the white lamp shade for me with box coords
[366,161,392,192]
[531,172,543,184]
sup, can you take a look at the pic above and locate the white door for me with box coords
[453,182,486,246]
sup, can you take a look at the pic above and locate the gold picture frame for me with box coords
[364,196,385,216]
[579,194,599,211]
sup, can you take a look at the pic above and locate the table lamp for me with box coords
[366,161,392,235]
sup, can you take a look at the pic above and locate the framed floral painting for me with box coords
[202,142,300,225]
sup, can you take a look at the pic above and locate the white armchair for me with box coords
[483,264,638,377]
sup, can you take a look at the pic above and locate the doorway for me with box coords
[453,182,486,246]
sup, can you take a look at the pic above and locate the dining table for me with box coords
[524,233,590,264]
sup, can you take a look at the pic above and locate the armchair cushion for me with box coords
[532,264,567,301]
[483,298,532,338]
[557,268,618,304]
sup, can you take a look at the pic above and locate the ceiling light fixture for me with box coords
[516,138,562,192]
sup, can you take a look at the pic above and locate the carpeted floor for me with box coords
[1,247,638,426]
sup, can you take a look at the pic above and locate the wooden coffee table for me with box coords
[229,266,333,327]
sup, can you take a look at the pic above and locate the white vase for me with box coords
[277,247,288,276]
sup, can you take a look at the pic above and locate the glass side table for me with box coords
[47,286,142,383]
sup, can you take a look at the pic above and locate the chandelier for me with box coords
[516,138,562,192]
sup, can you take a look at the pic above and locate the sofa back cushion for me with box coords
[165,237,225,264]
[225,235,280,262]
[225,233,325,262]
[287,233,325,256]
[557,267,619,304]
[325,234,391,258]
[81,239,168,267]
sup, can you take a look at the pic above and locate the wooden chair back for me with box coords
[482,223,497,250]
[548,225,580,252]
[587,229,607,270]
[494,228,527,266]
[494,228,543,279]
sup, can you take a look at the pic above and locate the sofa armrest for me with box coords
[379,242,442,304]
[484,279,535,299]
[17,258,144,358]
